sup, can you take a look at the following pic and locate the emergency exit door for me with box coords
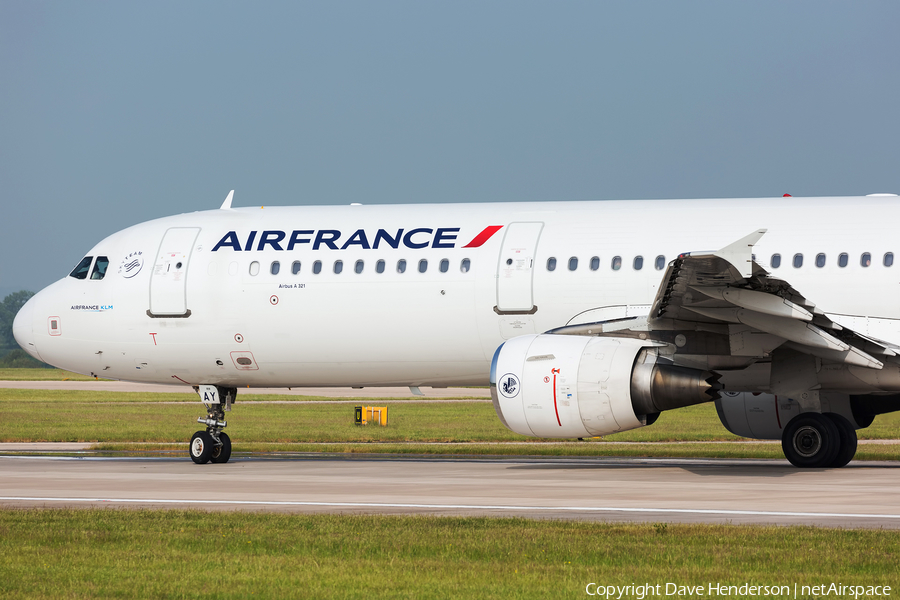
[496,222,544,313]
[149,227,200,317]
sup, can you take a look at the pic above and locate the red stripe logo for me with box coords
[462,225,503,248]
[551,368,562,426]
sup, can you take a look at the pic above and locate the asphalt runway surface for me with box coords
[2,454,899,528]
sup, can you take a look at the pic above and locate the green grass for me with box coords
[0,390,511,443]
[0,509,897,599]
[1,389,899,460]
[2,389,899,441]
[0,368,103,381]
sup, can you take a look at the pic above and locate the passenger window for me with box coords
[793,254,803,268]
[291,261,301,275]
[547,257,557,271]
[885,253,894,267]
[838,253,848,268]
[815,254,825,268]
[397,259,407,273]
[633,256,643,270]
[249,261,260,276]
[270,261,280,275]
[440,259,449,273]
[376,259,385,274]
[655,255,665,270]
[861,253,871,267]
[355,260,364,274]
[90,256,109,280]
[770,254,781,269]
[611,256,622,271]
[568,257,578,271]
[418,259,428,273]
[334,260,343,274]
[69,256,93,280]
[590,256,600,271]
[313,260,322,274]
[460,258,471,273]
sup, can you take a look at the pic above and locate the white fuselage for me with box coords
[14,196,900,389]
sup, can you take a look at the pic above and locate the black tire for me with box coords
[210,432,232,464]
[781,413,841,468]
[189,431,214,464]
[825,413,857,468]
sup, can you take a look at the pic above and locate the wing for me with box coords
[550,230,898,377]
[650,229,896,370]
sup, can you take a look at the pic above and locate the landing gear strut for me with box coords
[781,412,858,468]
[189,386,236,464]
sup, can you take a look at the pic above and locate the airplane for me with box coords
[12,191,900,468]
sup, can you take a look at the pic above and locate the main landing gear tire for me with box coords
[781,412,857,468]
[825,413,858,469]
[190,431,214,465]
[210,432,232,464]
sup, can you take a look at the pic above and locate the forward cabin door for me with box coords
[496,222,544,313]
[149,227,200,317]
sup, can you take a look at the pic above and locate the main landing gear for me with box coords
[781,412,858,468]
[189,386,237,465]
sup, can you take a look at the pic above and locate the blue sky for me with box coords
[3,1,900,297]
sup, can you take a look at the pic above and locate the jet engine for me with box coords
[490,334,721,438]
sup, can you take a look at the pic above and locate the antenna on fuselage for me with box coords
[220,190,235,210]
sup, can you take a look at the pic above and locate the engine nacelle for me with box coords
[715,392,863,440]
[490,334,721,438]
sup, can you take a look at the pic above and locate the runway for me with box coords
[2,455,899,528]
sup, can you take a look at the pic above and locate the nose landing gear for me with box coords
[189,386,236,464]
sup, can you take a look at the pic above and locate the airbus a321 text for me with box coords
[14,192,900,467]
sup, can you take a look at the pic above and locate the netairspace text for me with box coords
[584,582,892,599]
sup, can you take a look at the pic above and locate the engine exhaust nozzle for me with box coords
[631,353,722,415]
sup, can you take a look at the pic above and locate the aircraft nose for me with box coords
[13,296,40,360]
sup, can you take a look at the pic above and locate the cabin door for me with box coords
[149,227,200,317]
[496,222,544,313]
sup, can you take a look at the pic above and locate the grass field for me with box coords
[0,509,897,599]
[2,376,898,597]
[1,388,898,460]
[0,368,102,381]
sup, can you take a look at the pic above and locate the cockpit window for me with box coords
[69,256,93,280]
[90,256,109,280]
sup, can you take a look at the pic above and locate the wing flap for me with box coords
[645,231,890,370]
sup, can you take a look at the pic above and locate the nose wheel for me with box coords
[189,431,214,464]
[189,430,232,464]
[189,386,236,464]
